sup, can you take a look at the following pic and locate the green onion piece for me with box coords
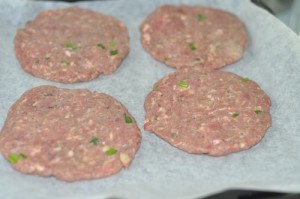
[8,154,20,164]
[44,56,50,60]
[178,81,189,88]
[60,60,70,65]
[189,43,197,51]
[105,148,117,155]
[125,115,132,123]
[19,153,28,159]
[7,153,27,164]
[110,50,119,56]
[65,41,80,50]
[97,43,106,49]
[232,112,239,118]
[242,77,250,83]
[90,137,99,145]
[197,14,207,21]
[109,40,116,48]
[254,109,262,114]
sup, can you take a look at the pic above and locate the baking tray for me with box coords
[0,0,300,198]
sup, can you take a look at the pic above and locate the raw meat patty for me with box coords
[0,86,141,181]
[140,5,248,71]
[14,7,129,83]
[144,70,271,156]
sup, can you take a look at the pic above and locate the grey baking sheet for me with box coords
[0,0,300,198]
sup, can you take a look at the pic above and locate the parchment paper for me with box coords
[0,0,300,198]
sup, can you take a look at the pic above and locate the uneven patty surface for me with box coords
[0,86,141,181]
[144,71,271,156]
[140,5,248,71]
[14,7,129,83]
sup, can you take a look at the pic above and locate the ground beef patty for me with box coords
[0,86,141,181]
[144,71,271,156]
[14,7,129,83]
[140,5,248,71]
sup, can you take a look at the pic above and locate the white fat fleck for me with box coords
[49,157,60,164]
[32,101,39,106]
[143,24,150,32]
[35,164,45,172]
[158,107,166,113]
[209,44,216,53]
[161,114,169,119]
[143,34,151,42]
[151,100,156,106]
[120,153,131,167]
[180,15,187,21]
[64,113,71,118]
[102,146,109,152]
[215,29,224,35]
[30,147,41,155]
[240,143,246,148]
[84,59,94,69]
[67,150,74,157]
[53,146,62,152]
[65,50,72,57]
[14,126,22,131]
[88,119,94,126]
[109,133,113,140]
[188,90,194,95]
[212,139,221,145]
[199,126,206,131]
[20,98,28,104]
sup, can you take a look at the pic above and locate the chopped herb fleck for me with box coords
[97,43,106,49]
[109,40,116,48]
[44,92,53,96]
[19,153,28,159]
[197,14,207,21]
[189,43,197,51]
[152,84,158,91]
[8,153,27,164]
[105,148,117,155]
[60,60,70,65]
[110,50,119,56]
[8,154,20,164]
[178,81,189,88]
[232,112,239,118]
[44,56,50,60]
[65,41,81,51]
[242,77,250,83]
[90,137,99,145]
[254,109,262,114]
[125,115,132,123]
